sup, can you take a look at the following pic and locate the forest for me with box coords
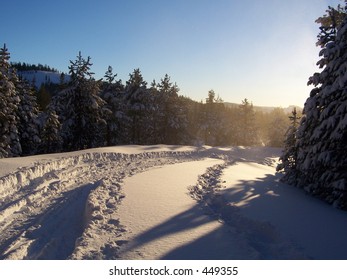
[1,2,346,211]
[0,48,294,157]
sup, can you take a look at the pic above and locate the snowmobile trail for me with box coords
[0,148,204,259]
[1,146,346,260]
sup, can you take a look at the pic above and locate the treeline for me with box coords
[277,3,347,209]
[1,46,292,158]
[10,62,59,73]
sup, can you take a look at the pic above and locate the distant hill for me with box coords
[18,70,70,89]
[11,62,70,89]
[224,102,302,114]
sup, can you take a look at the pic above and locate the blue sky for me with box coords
[0,0,343,107]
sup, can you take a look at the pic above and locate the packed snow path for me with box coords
[0,146,207,259]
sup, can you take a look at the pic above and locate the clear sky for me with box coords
[0,0,343,107]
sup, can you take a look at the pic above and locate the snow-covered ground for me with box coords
[18,70,70,88]
[0,145,346,260]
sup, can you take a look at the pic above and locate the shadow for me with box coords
[117,183,308,260]
[119,169,347,260]
[161,226,247,260]
[1,182,98,260]
[142,145,185,151]
[219,172,347,260]
[117,204,218,258]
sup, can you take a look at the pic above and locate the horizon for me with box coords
[1,0,342,107]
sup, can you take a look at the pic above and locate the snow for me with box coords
[18,70,70,88]
[115,158,247,260]
[221,162,347,259]
[0,145,346,260]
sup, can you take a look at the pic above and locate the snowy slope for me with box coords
[18,70,70,88]
[0,145,346,260]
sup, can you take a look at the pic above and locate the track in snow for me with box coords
[113,158,247,260]
[0,149,204,259]
[2,146,341,260]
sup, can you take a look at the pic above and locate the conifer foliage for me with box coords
[277,108,300,185]
[237,98,259,146]
[51,52,107,151]
[278,3,347,209]
[0,44,21,157]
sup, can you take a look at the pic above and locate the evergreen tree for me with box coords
[36,84,51,111]
[157,74,188,144]
[277,108,300,184]
[315,3,346,49]
[0,44,21,157]
[266,108,290,147]
[104,65,117,85]
[16,79,41,155]
[52,52,107,151]
[40,106,62,153]
[101,66,124,145]
[124,68,148,144]
[197,90,226,145]
[237,98,258,146]
[59,72,66,85]
[283,3,347,209]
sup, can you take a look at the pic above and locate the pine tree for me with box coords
[52,52,107,151]
[40,106,62,153]
[36,84,51,111]
[0,44,21,157]
[157,74,188,144]
[266,108,290,147]
[284,3,347,209]
[197,90,226,145]
[104,65,117,85]
[16,79,41,155]
[101,66,124,145]
[124,68,148,144]
[237,98,258,146]
[277,108,300,184]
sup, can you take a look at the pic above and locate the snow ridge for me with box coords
[0,150,202,260]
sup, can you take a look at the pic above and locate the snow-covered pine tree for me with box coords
[197,90,227,146]
[145,80,162,144]
[124,68,148,144]
[237,98,259,146]
[52,52,107,151]
[157,74,188,144]
[101,66,124,145]
[40,106,62,153]
[16,79,41,155]
[104,65,117,85]
[289,3,347,209]
[277,108,300,184]
[0,44,21,157]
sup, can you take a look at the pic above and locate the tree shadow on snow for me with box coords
[119,171,347,260]
[5,183,98,260]
[217,172,347,260]
[118,204,247,259]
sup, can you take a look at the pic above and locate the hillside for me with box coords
[18,70,70,88]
